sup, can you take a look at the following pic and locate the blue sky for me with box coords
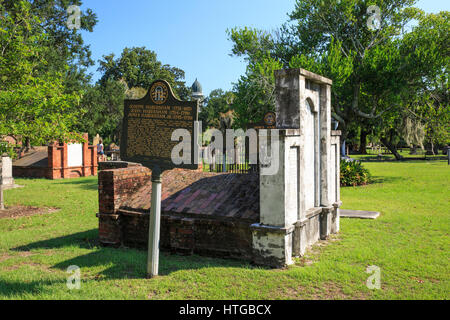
[81,0,448,96]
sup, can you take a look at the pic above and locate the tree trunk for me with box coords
[359,130,368,154]
[380,137,403,161]
[25,137,31,151]
[17,137,31,159]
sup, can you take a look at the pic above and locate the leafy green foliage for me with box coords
[228,27,284,129]
[340,160,372,186]
[0,141,16,159]
[98,47,191,100]
[78,47,192,144]
[2,0,98,92]
[0,1,83,146]
[228,0,449,158]
[76,80,127,145]
[199,89,235,129]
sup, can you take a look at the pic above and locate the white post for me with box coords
[147,166,162,278]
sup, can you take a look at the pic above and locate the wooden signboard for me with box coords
[120,80,199,171]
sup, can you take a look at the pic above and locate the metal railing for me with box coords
[202,145,259,174]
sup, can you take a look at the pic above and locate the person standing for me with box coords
[97,139,105,162]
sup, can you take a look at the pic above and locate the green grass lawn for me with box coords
[0,160,448,300]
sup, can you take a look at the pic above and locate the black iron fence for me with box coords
[201,146,259,174]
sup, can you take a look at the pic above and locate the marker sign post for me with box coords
[121,80,199,278]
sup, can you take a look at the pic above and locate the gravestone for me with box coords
[1,156,15,211]
[251,69,342,267]
[0,156,14,187]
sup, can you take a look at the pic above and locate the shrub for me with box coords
[340,160,372,187]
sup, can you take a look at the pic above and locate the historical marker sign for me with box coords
[120,80,200,278]
[120,80,199,171]
[120,80,201,278]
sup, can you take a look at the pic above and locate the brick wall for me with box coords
[98,165,151,215]
[97,165,255,260]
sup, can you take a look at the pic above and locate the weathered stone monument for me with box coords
[251,69,341,266]
[0,156,14,188]
[1,156,15,210]
[97,68,341,269]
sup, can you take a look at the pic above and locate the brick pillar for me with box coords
[92,146,98,176]
[47,144,55,179]
[82,133,89,177]
[62,142,69,178]
[98,169,121,246]
[48,142,62,179]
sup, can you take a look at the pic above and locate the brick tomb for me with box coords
[13,133,98,179]
[97,162,260,259]
[97,68,342,268]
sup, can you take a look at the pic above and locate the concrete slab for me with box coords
[340,209,380,219]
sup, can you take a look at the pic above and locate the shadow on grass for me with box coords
[341,175,407,187]
[357,156,447,163]
[0,279,64,298]
[11,230,256,283]
[53,178,99,191]
[369,175,408,185]
[13,230,99,251]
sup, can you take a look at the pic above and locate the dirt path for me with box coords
[0,206,59,219]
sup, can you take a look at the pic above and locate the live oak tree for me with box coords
[398,11,450,154]
[2,0,98,92]
[98,47,191,101]
[0,1,82,151]
[229,0,449,159]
